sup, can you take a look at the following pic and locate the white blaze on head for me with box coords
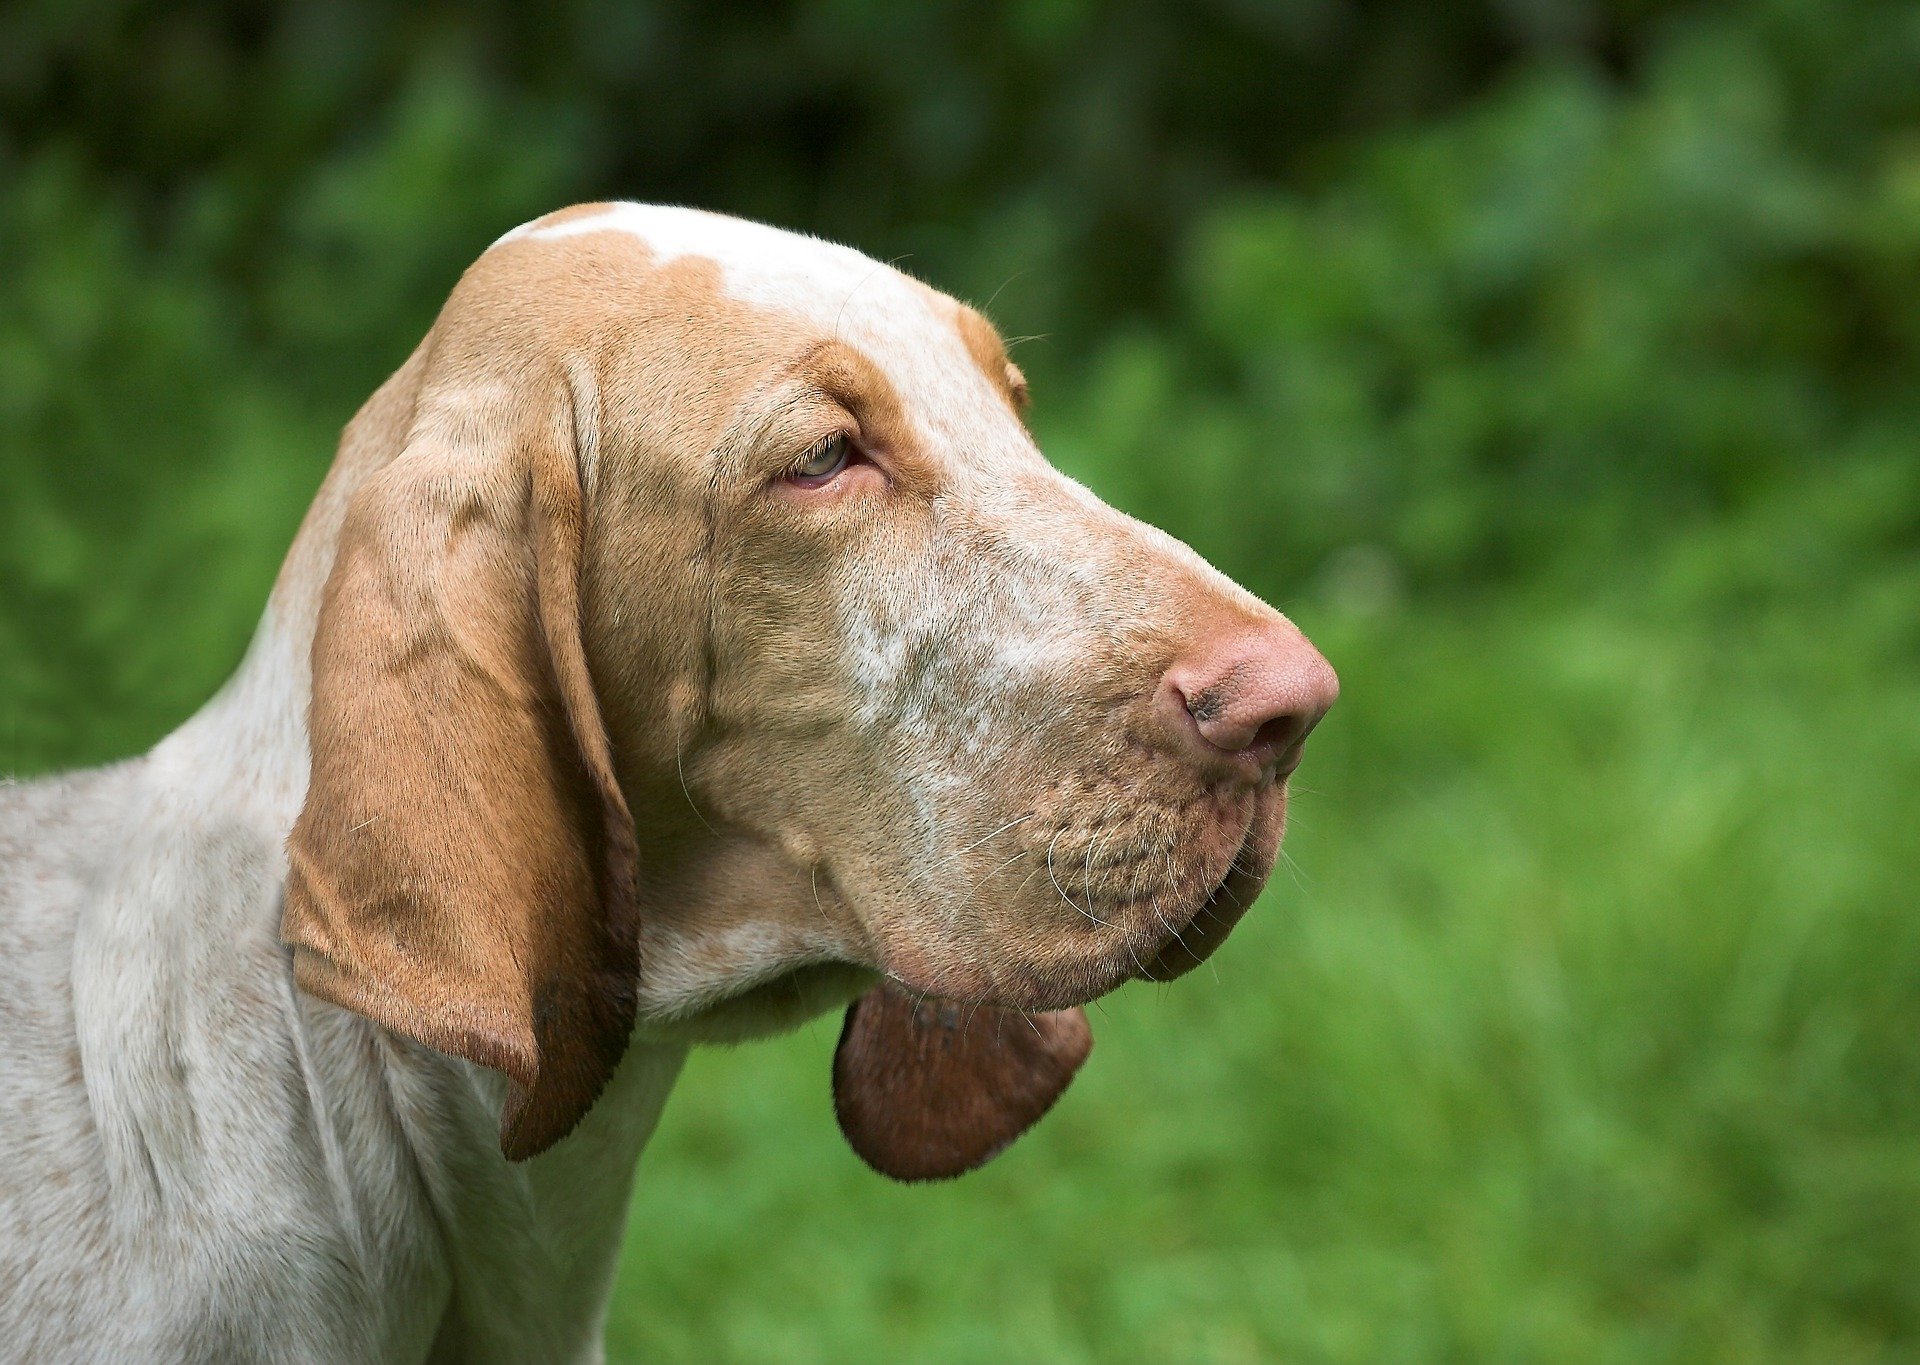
[495,203,1012,453]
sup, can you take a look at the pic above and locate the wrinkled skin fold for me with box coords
[834,981,1094,1181]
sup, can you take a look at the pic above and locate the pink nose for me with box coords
[1159,622,1339,777]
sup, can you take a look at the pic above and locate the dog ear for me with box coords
[832,981,1092,1181]
[284,376,638,1161]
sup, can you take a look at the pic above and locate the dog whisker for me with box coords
[953,811,1036,858]
[1278,847,1309,892]
[1011,859,1048,898]
[1046,829,1111,928]
[673,721,720,836]
[808,864,832,924]
[960,847,1031,902]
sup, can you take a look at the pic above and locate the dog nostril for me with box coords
[1247,710,1308,757]
[1183,690,1227,728]
[1186,688,1311,762]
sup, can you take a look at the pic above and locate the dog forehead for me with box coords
[492,203,1024,467]
[496,203,949,338]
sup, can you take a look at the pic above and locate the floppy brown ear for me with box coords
[284,383,638,1161]
[832,981,1092,1182]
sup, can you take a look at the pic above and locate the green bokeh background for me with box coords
[5,3,1919,1361]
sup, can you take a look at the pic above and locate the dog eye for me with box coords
[787,434,850,486]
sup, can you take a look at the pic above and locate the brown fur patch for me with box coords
[954,304,1029,412]
[284,252,652,1158]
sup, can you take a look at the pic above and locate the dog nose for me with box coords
[1159,621,1338,775]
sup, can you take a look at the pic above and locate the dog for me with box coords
[0,203,1336,1361]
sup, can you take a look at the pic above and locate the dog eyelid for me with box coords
[780,429,879,491]
[789,432,848,479]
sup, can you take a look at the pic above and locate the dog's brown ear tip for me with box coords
[831,982,1093,1183]
[495,1023,636,1161]
[498,1117,549,1164]
[497,1091,562,1163]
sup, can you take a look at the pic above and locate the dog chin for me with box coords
[637,960,880,1045]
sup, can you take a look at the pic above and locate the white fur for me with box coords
[0,584,688,1362]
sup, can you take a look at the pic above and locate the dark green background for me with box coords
[5,3,1919,1360]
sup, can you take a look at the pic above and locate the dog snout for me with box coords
[1157,619,1338,778]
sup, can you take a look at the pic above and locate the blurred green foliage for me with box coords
[4,2,1919,1361]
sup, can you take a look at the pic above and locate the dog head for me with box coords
[284,205,1335,1173]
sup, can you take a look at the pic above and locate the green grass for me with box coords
[606,555,1920,1364]
[7,13,1920,1356]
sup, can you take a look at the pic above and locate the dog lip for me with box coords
[1133,811,1272,983]
[881,786,1284,1011]
[1136,875,1236,982]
